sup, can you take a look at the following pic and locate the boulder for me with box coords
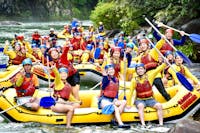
[171,119,200,133]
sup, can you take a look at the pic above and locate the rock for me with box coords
[0,21,22,25]
[181,18,200,34]
[171,119,200,133]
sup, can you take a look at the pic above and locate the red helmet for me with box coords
[165,29,174,34]
[139,39,149,45]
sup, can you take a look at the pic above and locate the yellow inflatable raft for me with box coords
[0,84,200,124]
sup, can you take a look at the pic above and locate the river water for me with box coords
[0,21,200,133]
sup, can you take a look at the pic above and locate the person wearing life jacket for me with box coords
[168,52,200,88]
[49,28,57,39]
[128,63,167,127]
[134,38,171,101]
[39,44,47,65]
[153,24,186,55]
[80,44,94,63]
[50,66,81,128]
[31,43,42,61]
[162,51,175,87]
[13,58,40,111]
[16,35,32,54]
[98,64,130,129]
[70,32,82,50]
[105,46,126,80]
[32,31,41,47]
[98,21,104,34]
[49,46,81,101]
[3,41,37,65]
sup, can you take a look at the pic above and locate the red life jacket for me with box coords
[53,83,71,100]
[101,78,119,98]
[32,52,41,60]
[114,63,120,78]
[160,42,173,55]
[11,53,26,65]
[141,53,158,70]
[135,76,153,98]
[179,65,185,75]
[15,74,36,97]
[32,34,41,41]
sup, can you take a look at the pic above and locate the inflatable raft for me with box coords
[0,84,200,124]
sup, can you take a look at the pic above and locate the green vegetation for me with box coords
[90,0,200,33]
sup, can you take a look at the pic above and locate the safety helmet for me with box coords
[135,63,145,69]
[126,42,134,49]
[174,52,181,58]
[164,50,173,57]
[104,64,114,70]
[99,22,103,25]
[31,43,37,48]
[58,67,68,73]
[165,29,174,34]
[86,44,93,51]
[22,58,32,66]
[40,44,47,49]
[139,39,149,45]
[50,28,54,31]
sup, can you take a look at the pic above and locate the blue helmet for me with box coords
[135,63,145,69]
[164,50,173,57]
[86,44,93,51]
[31,43,37,48]
[104,64,114,70]
[58,67,68,73]
[40,44,46,49]
[22,58,32,66]
[126,42,134,49]
[174,52,182,58]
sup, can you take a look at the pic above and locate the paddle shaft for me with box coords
[89,81,101,90]
[123,49,126,99]
[46,56,51,96]
[0,102,28,114]
[145,17,178,51]
[155,21,190,36]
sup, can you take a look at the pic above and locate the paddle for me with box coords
[89,81,101,90]
[94,47,101,59]
[0,101,29,114]
[0,47,4,52]
[39,96,80,108]
[145,36,193,91]
[144,17,192,66]
[123,49,127,100]
[155,21,200,43]
[0,64,7,69]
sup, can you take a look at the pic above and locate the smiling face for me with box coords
[50,50,59,59]
[113,51,120,59]
[140,43,149,52]
[136,66,146,76]
[60,72,68,80]
[107,67,115,76]
[23,64,32,73]
[175,56,183,65]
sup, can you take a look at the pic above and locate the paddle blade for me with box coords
[94,48,101,59]
[102,104,115,114]
[40,96,55,108]
[0,64,7,69]
[189,34,200,43]
[176,51,192,66]
[176,72,193,91]
[0,48,4,52]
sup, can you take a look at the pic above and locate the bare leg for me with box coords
[115,100,126,114]
[51,103,74,128]
[72,84,80,101]
[154,103,163,125]
[137,103,145,126]
[114,106,124,125]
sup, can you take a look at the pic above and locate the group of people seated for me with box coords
[3,21,200,129]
